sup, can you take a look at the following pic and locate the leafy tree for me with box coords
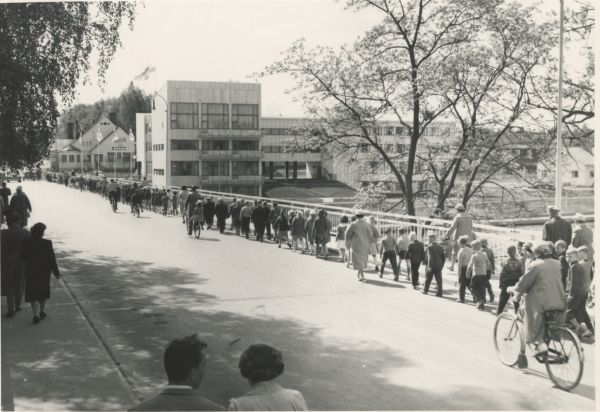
[0,2,138,169]
[115,82,151,136]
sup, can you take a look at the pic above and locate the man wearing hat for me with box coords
[542,206,572,245]
[446,204,474,271]
[572,213,593,261]
[9,186,32,228]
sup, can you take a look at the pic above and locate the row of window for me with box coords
[262,145,320,154]
[169,161,260,176]
[61,153,131,163]
[153,144,165,151]
[153,169,165,176]
[145,142,152,152]
[170,103,260,130]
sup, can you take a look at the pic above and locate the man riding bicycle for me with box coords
[508,242,567,355]
[107,179,119,211]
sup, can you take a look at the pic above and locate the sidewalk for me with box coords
[1,278,137,411]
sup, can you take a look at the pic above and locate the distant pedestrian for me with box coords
[368,216,380,272]
[269,203,281,240]
[215,198,229,234]
[396,228,410,280]
[230,200,242,236]
[20,223,61,324]
[481,239,495,303]
[345,214,373,282]
[313,210,332,259]
[129,334,224,411]
[455,235,473,303]
[240,201,253,239]
[496,245,524,315]
[252,202,269,242]
[446,204,474,271]
[161,192,169,216]
[542,206,572,245]
[379,229,399,280]
[406,232,425,289]
[290,210,306,251]
[1,213,30,317]
[305,210,317,255]
[0,181,11,217]
[275,210,291,249]
[572,213,593,261]
[336,216,349,263]
[423,233,445,297]
[9,186,32,227]
[565,247,594,337]
[204,198,216,230]
[555,240,569,287]
[228,344,308,411]
[467,240,491,311]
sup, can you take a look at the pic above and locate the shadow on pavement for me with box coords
[41,248,546,410]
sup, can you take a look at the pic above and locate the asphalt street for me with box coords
[2,181,596,410]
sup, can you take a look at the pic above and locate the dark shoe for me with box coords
[456,299,464,303]
[375,265,379,272]
[422,290,428,295]
[40,312,47,320]
[436,293,443,297]
[379,272,383,278]
[489,294,495,303]
[33,316,40,324]
[394,277,399,282]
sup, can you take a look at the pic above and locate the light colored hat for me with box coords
[574,213,586,223]
[455,204,465,211]
[548,205,559,213]
[566,246,579,256]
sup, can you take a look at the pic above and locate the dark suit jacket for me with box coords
[542,216,572,245]
[128,388,224,411]
[406,240,425,264]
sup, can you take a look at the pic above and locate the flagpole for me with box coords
[555,0,565,209]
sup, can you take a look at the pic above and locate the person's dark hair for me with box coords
[340,216,349,223]
[384,228,392,235]
[507,245,517,257]
[181,185,187,190]
[458,235,469,245]
[399,228,407,235]
[351,216,357,222]
[164,334,207,383]
[7,213,21,226]
[239,344,284,383]
[31,222,47,238]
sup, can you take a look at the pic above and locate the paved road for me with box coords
[3,181,596,410]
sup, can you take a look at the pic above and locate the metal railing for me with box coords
[61,173,542,260]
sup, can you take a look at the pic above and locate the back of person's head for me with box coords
[1,181,6,187]
[351,215,357,222]
[164,334,208,384]
[507,245,517,258]
[181,185,187,190]
[533,242,553,258]
[30,222,46,239]
[399,228,407,235]
[480,238,488,247]
[428,233,437,242]
[566,246,580,261]
[471,240,482,250]
[384,228,392,235]
[554,240,567,253]
[239,344,284,384]
[458,235,469,246]
[409,232,417,241]
[574,213,586,223]
[340,215,349,224]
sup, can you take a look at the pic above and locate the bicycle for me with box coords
[109,193,118,212]
[132,203,141,218]
[188,216,201,238]
[493,295,584,391]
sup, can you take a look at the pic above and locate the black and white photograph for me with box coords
[0,0,596,410]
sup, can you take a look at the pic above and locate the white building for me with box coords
[538,147,595,187]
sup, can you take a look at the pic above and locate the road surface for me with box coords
[2,181,596,410]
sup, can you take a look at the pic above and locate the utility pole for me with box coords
[555,0,565,209]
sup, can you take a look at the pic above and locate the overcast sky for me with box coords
[73,0,581,118]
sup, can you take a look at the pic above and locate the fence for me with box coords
[65,173,542,261]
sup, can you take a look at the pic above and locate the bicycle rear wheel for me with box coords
[545,327,584,391]
[194,222,201,238]
[494,313,524,366]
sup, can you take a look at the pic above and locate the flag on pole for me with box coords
[129,129,135,142]
[134,66,156,81]
[112,127,119,143]
[96,128,103,142]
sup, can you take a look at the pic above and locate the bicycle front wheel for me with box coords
[494,313,524,366]
[545,327,584,391]
[194,222,201,238]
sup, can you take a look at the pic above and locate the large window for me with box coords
[202,161,229,176]
[201,103,229,129]
[170,103,199,129]
[232,140,259,151]
[232,161,259,176]
[232,104,259,130]
[68,154,75,162]
[123,153,131,162]
[262,128,290,135]
[61,155,67,162]
[201,139,229,150]
[145,142,152,152]
[171,139,199,150]
[262,145,283,153]
[107,152,115,162]
[171,161,199,176]
[76,155,81,163]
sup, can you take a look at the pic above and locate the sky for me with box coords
[74,0,382,116]
[72,0,588,118]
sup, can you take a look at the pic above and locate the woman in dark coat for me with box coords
[21,222,62,324]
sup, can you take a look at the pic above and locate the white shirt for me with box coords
[228,381,308,411]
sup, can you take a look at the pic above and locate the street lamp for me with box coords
[555,0,565,209]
